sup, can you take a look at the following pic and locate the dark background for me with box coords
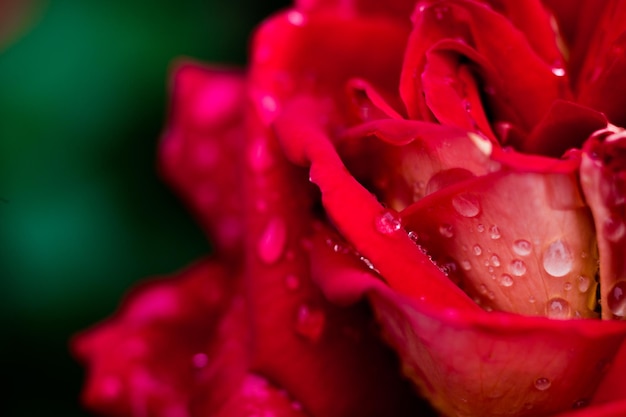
[0,0,288,415]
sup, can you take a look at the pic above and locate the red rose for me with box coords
[73,1,626,416]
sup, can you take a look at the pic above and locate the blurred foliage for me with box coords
[0,0,288,415]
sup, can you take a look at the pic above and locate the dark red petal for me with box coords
[338,119,496,212]
[213,374,310,417]
[295,0,417,20]
[244,101,428,417]
[249,9,409,125]
[581,129,626,320]
[310,241,626,416]
[159,61,246,256]
[551,399,626,417]
[275,98,479,312]
[72,259,245,417]
[578,30,626,128]
[421,48,497,140]
[483,0,564,67]
[400,0,569,132]
[401,164,598,318]
[521,100,607,157]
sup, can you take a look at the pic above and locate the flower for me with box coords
[73,1,626,416]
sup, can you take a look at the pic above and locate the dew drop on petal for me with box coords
[528,296,536,304]
[476,224,485,233]
[192,353,209,369]
[577,275,591,293]
[607,281,626,317]
[285,274,300,291]
[295,304,326,341]
[257,217,287,264]
[439,223,454,238]
[509,259,527,276]
[551,67,566,77]
[286,10,305,26]
[604,216,625,242]
[452,194,481,218]
[564,282,572,291]
[490,254,501,267]
[374,209,402,234]
[489,225,501,240]
[543,240,573,277]
[473,245,482,256]
[546,297,571,319]
[461,260,472,271]
[534,377,552,391]
[513,239,532,256]
[572,399,589,409]
[247,139,274,173]
[500,274,513,287]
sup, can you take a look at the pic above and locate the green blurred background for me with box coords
[0,0,287,415]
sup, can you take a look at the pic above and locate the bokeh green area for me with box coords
[0,0,287,415]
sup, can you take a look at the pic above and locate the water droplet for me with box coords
[543,239,573,277]
[438,261,457,276]
[551,67,566,77]
[473,245,482,256]
[534,377,552,391]
[424,168,475,196]
[476,224,485,233]
[577,275,591,292]
[247,139,274,173]
[295,304,326,341]
[528,296,536,304]
[461,260,472,271]
[500,274,513,287]
[604,216,625,242]
[513,239,532,256]
[285,275,300,291]
[564,282,572,291]
[374,209,402,234]
[408,230,419,242]
[360,256,380,274]
[546,297,571,319]
[286,11,305,26]
[572,399,588,409]
[489,225,501,239]
[479,284,488,294]
[257,217,287,264]
[487,290,495,300]
[509,259,527,276]
[490,254,501,267]
[608,281,626,317]
[192,353,209,369]
[452,194,481,218]
[439,223,454,238]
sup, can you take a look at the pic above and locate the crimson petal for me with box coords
[400,0,569,133]
[159,62,246,257]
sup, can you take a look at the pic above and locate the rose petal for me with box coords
[338,119,496,212]
[400,0,569,133]
[521,100,607,157]
[295,0,417,20]
[581,128,626,320]
[159,62,246,256]
[310,226,626,416]
[72,259,245,417]
[250,8,409,126]
[212,374,310,417]
[275,97,479,312]
[401,164,598,318]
